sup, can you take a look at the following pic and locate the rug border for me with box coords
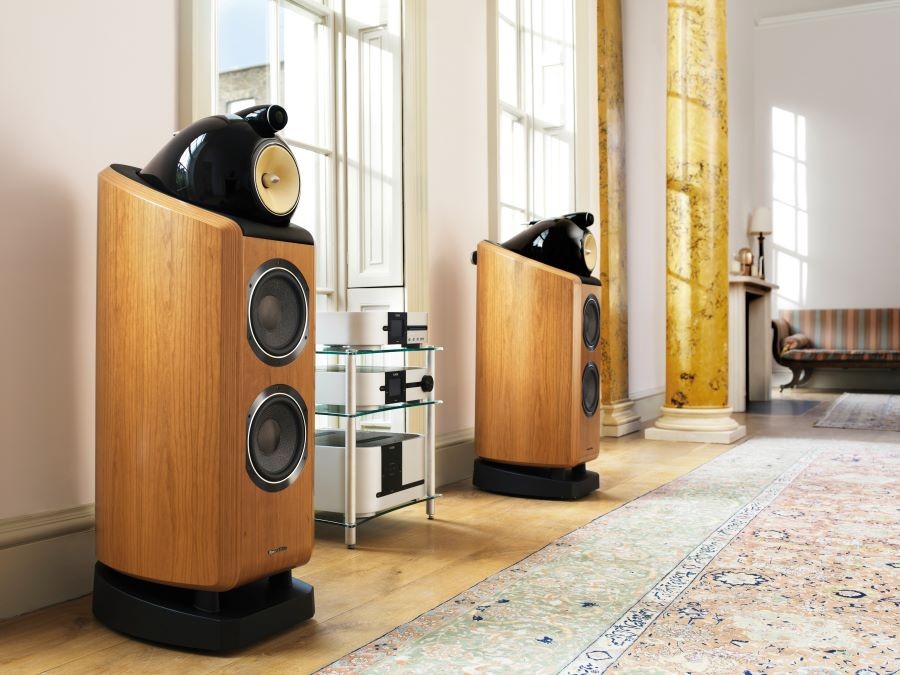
[315,437,757,672]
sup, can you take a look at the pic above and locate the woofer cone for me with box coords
[582,362,599,417]
[248,258,309,366]
[583,294,600,351]
[246,384,308,492]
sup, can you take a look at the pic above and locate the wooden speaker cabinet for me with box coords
[93,106,316,651]
[473,213,601,499]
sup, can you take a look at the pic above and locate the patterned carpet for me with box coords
[320,438,900,674]
[814,393,900,431]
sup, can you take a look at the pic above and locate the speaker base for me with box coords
[92,562,315,652]
[472,458,599,500]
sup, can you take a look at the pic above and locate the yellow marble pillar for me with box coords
[597,0,640,437]
[645,0,746,444]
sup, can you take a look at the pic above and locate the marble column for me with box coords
[645,0,746,444]
[597,0,640,437]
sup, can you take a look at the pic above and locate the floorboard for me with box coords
[4,391,894,673]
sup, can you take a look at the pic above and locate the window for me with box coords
[496,0,577,242]
[770,107,808,309]
[214,0,405,312]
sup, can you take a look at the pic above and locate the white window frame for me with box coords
[178,0,429,315]
[486,0,598,243]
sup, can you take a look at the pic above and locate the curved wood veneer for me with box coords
[95,167,315,591]
[475,241,601,469]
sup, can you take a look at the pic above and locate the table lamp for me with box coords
[748,207,772,279]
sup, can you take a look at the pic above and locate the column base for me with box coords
[645,406,747,444]
[600,400,642,437]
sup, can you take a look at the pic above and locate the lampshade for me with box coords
[748,206,772,235]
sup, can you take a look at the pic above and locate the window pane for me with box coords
[290,145,332,290]
[772,107,795,157]
[500,206,526,242]
[280,1,330,148]
[772,153,795,206]
[217,0,269,115]
[796,162,807,211]
[499,110,526,208]
[777,250,801,303]
[499,17,518,106]
[796,209,808,257]
[533,130,572,217]
[772,200,795,250]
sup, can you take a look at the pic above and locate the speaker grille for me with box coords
[247,385,308,491]
[583,294,600,351]
[582,362,599,417]
[248,259,309,365]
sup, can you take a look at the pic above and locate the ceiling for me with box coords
[755,0,897,22]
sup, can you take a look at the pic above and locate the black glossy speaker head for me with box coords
[500,211,597,277]
[247,258,310,366]
[246,385,308,492]
[139,105,300,225]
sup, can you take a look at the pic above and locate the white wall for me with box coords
[623,0,757,401]
[425,0,490,436]
[728,0,757,257]
[622,0,667,399]
[754,8,900,310]
[0,2,178,521]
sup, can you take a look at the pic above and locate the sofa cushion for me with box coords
[781,332,810,355]
[781,348,900,363]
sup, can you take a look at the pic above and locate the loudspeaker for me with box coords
[473,212,601,499]
[94,106,315,651]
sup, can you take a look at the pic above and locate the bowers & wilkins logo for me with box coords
[268,545,288,556]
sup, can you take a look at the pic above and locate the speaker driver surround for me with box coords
[582,362,599,417]
[583,294,600,351]
[248,258,309,366]
[246,384,308,492]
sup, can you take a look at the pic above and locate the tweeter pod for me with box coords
[139,104,300,225]
[500,211,597,278]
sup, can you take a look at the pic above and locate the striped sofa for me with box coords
[772,308,900,390]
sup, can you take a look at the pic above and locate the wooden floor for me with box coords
[2,390,895,673]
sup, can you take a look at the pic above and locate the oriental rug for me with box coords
[814,392,900,432]
[320,438,900,674]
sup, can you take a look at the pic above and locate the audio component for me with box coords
[317,311,428,348]
[472,212,601,499]
[314,430,425,516]
[316,365,435,407]
[93,105,315,651]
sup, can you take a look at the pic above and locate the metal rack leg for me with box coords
[425,349,436,519]
[345,354,357,547]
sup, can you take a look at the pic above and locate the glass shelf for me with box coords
[315,494,442,528]
[315,399,443,418]
[316,345,444,356]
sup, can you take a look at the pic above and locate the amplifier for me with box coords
[314,430,425,516]
[317,311,428,348]
[316,365,434,407]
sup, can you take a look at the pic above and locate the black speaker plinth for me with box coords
[472,458,599,500]
[92,562,315,652]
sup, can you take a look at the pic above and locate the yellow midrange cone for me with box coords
[582,231,597,273]
[254,144,301,216]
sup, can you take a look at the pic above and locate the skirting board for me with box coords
[0,527,95,620]
[630,387,666,425]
